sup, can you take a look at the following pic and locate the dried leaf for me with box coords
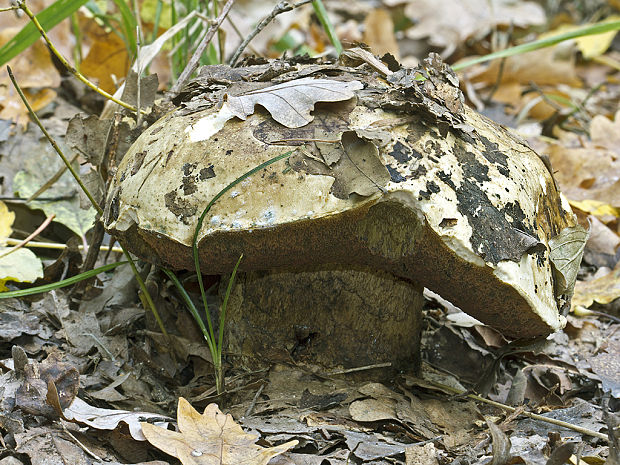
[349,398,397,422]
[290,131,390,199]
[549,224,590,302]
[0,200,15,240]
[0,247,43,291]
[120,70,159,110]
[224,77,363,128]
[587,340,620,398]
[573,16,620,59]
[141,398,297,465]
[405,443,439,465]
[570,200,620,218]
[590,110,620,157]
[487,419,512,465]
[545,441,578,465]
[573,261,620,309]
[63,397,172,441]
[79,169,105,209]
[66,114,112,166]
[339,130,390,197]
[0,27,60,127]
[363,9,399,59]
[404,0,545,52]
[340,47,393,76]
[547,118,620,207]
[81,29,130,94]
[13,152,97,237]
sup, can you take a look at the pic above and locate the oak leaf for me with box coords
[141,398,297,465]
[224,77,363,128]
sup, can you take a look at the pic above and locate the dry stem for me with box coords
[228,0,312,66]
[170,0,235,94]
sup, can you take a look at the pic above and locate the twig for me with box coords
[71,220,105,296]
[27,153,80,202]
[226,14,261,57]
[426,379,608,441]
[7,66,102,215]
[0,214,55,259]
[170,0,235,94]
[244,383,265,418]
[59,423,103,462]
[228,0,313,66]
[135,25,143,128]
[0,5,18,11]
[328,362,392,375]
[4,238,123,253]
[15,0,141,114]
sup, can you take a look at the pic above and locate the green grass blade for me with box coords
[110,0,137,55]
[162,268,216,355]
[312,0,342,55]
[453,19,620,71]
[0,261,127,299]
[150,0,163,43]
[0,0,90,66]
[190,150,294,346]
[218,254,242,351]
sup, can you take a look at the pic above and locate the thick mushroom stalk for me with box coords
[104,57,580,341]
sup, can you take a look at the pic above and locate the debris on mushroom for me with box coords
[104,53,584,350]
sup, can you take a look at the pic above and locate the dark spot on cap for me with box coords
[131,151,147,175]
[439,218,458,228]
[386,165,406,183]
[164,190,197,224]
[437,171,456,190]
[410,164,427,178]
[389,141,412,163]
[182,163,197,176]
[419,180,440,199]
[199,165,215,180]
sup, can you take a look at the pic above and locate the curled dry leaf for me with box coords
[141,398,297,465]
[63,397,172,441]
[66,115,113,166]
[224,77,364,128]
[487,419,512,465]
[549,224,590,307]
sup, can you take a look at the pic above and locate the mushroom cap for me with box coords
[105,65,578,338]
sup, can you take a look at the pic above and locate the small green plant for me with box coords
[163,150,293,395]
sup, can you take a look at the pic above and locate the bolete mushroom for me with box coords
[104,55,583,370]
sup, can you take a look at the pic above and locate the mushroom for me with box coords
[104,55,582,369]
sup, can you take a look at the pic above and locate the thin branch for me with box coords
[226,14,260,56]
[0,214,55,259]
[228,0,312,67]
[4,238,123,253]
[15,0,141,114]
[27,153,79,202]
[427,379,608,441]
[7,66,102,215]
[170,0,235,94]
